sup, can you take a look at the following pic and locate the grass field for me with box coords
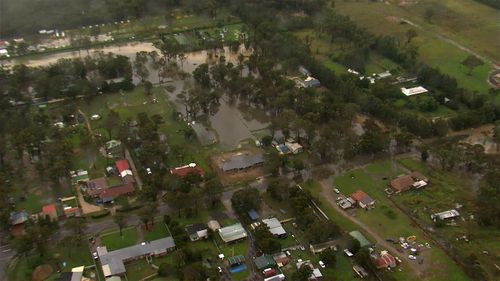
[100,227,138,251]
[300,161,472,281]
[144,222,170,241]
[334,0,497,94]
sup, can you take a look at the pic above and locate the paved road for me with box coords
[0,244,15,281]
[319,179,425,277]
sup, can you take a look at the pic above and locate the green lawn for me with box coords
[144,222,170,241]
[100,227,138,251]
[125,259,157,281]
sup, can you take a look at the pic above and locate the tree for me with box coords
[104,110,120,140]
[143,80,153,95]
[114,213,126,236]
[406,29,417,44]
[65,218,88,246]
[291,265,313,281]
[476,171,500,227]
[231,187,261,215]
[424,7,435,23]
[461,55,484,76]
[253,224,281,254]
[319,249,337,267]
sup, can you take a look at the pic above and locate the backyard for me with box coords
[100,227,138,251]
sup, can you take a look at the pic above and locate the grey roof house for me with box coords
[219,223,247,243]
[262,218,287,237]
[98,237,176,277]
[219,153,264,173]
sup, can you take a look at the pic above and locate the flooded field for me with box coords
[7,41,269,150]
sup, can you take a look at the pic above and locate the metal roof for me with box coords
[219,153,264,172]
[262,218,286,237]
[99,237,175,276]
[219,223,247,243]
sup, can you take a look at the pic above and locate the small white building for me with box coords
[401,86,429,96]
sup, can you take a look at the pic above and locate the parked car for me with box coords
[333,188,340,194]
[146,168,152,175]
[408,255,417,260]
[92,252,98,260]
[319,260,326,268]
[344,249,354,257]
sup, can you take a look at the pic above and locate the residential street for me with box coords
[0,244,15,281]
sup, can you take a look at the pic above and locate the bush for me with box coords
[116,203,142,213]
[90,209,110,219]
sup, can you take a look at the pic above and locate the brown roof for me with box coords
[410,171,428,181]
[170,166,205,178]
[86,177,109,196]
[351,190,375,206]
[99,183,135,199]
[390,175,414,192]
[375,253,396,269]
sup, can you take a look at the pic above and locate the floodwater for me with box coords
[7,41,269,149]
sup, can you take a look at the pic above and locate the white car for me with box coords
[344,249,354,257]
[90,114,101,120]
[217,266,223,273]
[333,188,340,194]
[92,252,98,260]
[408,255,417,260]
[319,260,326,268]
[146,168,152,175]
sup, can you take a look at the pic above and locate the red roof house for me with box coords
[374,252,396,269]
[99,183,135,202]
[115,160,131,175]
[351,190,375,209]
[42,204,58,221]
[170,163,204,178]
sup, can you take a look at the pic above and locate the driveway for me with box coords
[76,186,102,214]
[319,180,425,277]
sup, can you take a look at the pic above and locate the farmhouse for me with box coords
[401,86,428,96]
[219,223,247,243]
[98,237,176,277]
[431,209,460,221]
[170,163,205,178]
[185,223,208,241]
[350,190,375,209]
[390,175,414,193]
[219,153,264,173]
[262,218,287,238]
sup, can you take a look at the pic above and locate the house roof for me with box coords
[350,190,375,206]
[247,209,260,220]
[375,252,396,269]
[219,223,247,243]
[228,255,246,266]
[208,220,221,231]
[349,230,371,247]
[254,255,276,270]
[115,160,130,174]
[170,164,205,178]
[42,204,57,215]
[86,177,109,195]
[410,171,428,181]
[185,224,207,236]
[310,240,338,254]
[264,274,285,281]
[99,237,176,276]
[99,183,134,200]
[262,218,287,236]
[390,175,415,192]
[219,153,264,172]
[10,211,28,225]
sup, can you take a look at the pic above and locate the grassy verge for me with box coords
[100,227,138,251]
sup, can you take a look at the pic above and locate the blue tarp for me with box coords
[247,209,260,220]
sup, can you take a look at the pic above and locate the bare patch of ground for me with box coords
[32,264,53,281]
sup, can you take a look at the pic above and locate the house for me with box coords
[254,255,276,270]
[99,183,135,203]
[309,240,338,254]
[264,274,285,281]
[286,142,303,154]
[219,153,265,173]
[349,230,371,248]
[263,268,278,278]
[9,211,28,236]
[431,209,460,221]
[85,177,109,197]
[185,224,208,241]
[207,220,221,231]
[170,163,204,178]
[42,204,58,221]
[374,251,396,269]
[262,218,287,238]
[56,266,84,281]
[115,160,133,178]
[61,196,81,217]
[98,237,176,277]
[295,76,321,88]
[390,175,415,193]
[219,223,247,243]
[350,190,375,209]
[272,252,290,267]
[401,86,428,96]
[247,209,260,221]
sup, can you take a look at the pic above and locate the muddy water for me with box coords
[7,41,268,149]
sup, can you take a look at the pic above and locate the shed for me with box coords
[390,175,415,193]
[247,209,260,220]
[207,220,221,231]
[228,255,246,266]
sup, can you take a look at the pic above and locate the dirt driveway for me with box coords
[319,180,426,277]
[76,186,102,214]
